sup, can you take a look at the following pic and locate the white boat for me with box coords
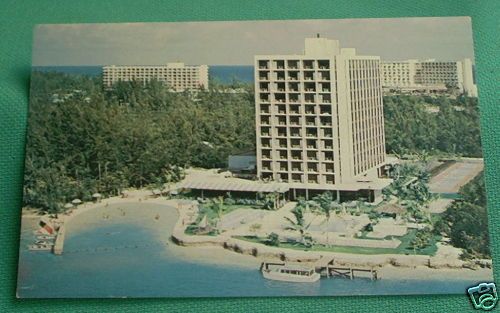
[261,262,320,283]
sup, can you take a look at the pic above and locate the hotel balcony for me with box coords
[322,129,333,138]
[260,117,270,125]
[306,139,318,149]
[260,96,270,103]
[278,152,288,160]
[324,151,334,161]
[289,106,301,115]
[307,175,319,184]
[289,117,300,125]
[261,152,272,160]
[306,117,316,125]
[307,164,318,172]
[305,106,316,115]
[261,140,271,148]
[291,174,303,183]
[273,60,285,69]
[274,73,286,81]
[320,117,332,126]
[303,72,315,81]
[322,140,333,150]
[304,94,315,103]
[319,83,331,93]
[258,60,269,69]
[318,60,329,69]
[325,175,335,184]
[260,127,271,137]
[259,71,270,80]
[319,72,331,81]
[306,152,318,161]
[288,82,300,91]
[291,151,302,159]
[324,164,335,173]
[319,106,332,115]
[303,60,314,69]
[304,82,316,92]
[320,95,331,103]
[287,60,299,69]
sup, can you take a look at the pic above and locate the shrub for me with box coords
[267,232,280,246]
[224,197,235,205]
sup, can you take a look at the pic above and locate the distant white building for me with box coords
[102,62,209,92]
[381,59,477,97]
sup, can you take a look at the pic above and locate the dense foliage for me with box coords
[437,172,490,258]
[384,95,482,157]
[24,72,255,212]
[24,72,483,214]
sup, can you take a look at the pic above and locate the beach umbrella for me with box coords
[92,193,102,199]
[64,203,74,209]
[71,199,82,205]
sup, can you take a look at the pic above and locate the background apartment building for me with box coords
[102,62,209,92]
[254,37,390,201]
[381,59,477,96]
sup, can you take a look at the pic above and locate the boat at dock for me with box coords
[261,262,320,283]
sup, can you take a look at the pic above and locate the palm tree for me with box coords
[313,192,334,246]
[210,197,225,230]
[284,206,313,247]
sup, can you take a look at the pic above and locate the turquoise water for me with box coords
[17,205,482,298]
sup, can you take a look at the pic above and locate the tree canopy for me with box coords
[24,72,255,212]
[384,95,482,157]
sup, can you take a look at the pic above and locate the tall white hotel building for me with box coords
[254,37,391,201]
[102,62,209,92]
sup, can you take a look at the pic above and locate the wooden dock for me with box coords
[314,258,378,281]
[53,224,65,255]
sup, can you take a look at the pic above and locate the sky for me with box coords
[32,17,475,66]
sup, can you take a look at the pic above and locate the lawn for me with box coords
[234,228,441,256]
[185,203,263,236]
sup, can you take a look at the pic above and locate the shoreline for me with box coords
[21,192,494,282]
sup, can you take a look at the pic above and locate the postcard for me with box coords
[17,17,493,298]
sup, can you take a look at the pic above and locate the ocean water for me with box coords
[32,65,255,84]
[17,203,482,298]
